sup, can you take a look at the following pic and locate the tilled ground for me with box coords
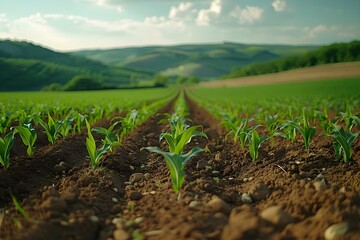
[0,98,359,240]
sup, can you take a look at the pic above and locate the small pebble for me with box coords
[150,191,156,195]
[207,195,230,214]
[114,229,130,240]
[112,198,119,203]
[144,230,164,236]
[189,201,200,208]
[134,217,144,224]
[129,166,135,170]
[248,177,254,181]
[313,181,327,191]
[315,173,325,181]
[113,188,119,192]
[241,193,253,203]
[124,182,132,185]
[324,222,348,240]
[129,173,144,183]
[260,205,293,226]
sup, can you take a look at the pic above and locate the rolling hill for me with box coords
[0,40,150,91]
[71,42,319,80]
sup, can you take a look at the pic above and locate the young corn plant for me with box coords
[143,112,207,194]
[293,111,316,151]
[222,117,252,149]
[0,131,15,169]
[12,123,37,157]
[92,120,122,151]
[246,128,269,162]
[278,120,298,142]
[329,124,359,163]
[59,115,74,138]
[142,146,204,193]
[339,103,360,131]
[117,110,138,141]
[85,119,111,169]
[0,112,13,135]
[37,114,63,144]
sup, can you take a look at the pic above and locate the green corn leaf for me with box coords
[0,131,15,169]
[142,146,204,193]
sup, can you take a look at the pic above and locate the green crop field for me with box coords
[190,78,360,101]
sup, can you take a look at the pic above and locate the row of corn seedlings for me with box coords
[188,91,359,163]
[143,90,208,197]
[85,95,175,168]
[0,94,175,170]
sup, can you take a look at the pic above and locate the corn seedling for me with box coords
[329,124,359,163]
[0,131,15,169]
[0,112,13,135]
[246,128,269,161]
[340,102,360,131]
[92,120,122,151]
[12,123,37,157]
[59,115,74,138]
[142,146,204,193]
[294,111,316,151]
[160,125,207,155]
[222,117,252,149]
[278,120,297,142]
[85,119,111,168]
[117,110,138,141]
[37,114,63,144]
[11,194,33,223]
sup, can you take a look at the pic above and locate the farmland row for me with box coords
[1,87,360,239]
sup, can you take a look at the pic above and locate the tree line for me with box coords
[225,41,360,78]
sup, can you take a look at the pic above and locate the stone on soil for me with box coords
[207,196,230,214]
[114,229,130,240]
[129,173,144,183]
[221,205,260,240]
[241,193,253,203]
[324,222,348,240]
[189,201,201,208]
[260,205,293,226]
[313,181,328,191]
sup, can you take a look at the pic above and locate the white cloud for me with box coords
[89,0,123,12]
[230,6,263,24]
[305,24,327,38]
[169,2,195,20]
[196,0,222,26]
[272,0,286,12]
[0,13,8,23]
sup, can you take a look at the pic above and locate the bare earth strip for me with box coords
[201,62,360,87]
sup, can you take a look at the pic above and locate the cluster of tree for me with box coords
[42,75,116,91]
[225,41,360,78]
[175,76,200,84]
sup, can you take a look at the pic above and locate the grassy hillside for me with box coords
[225,41,360,79]
[0,40,151,91]
[72,42,318,80]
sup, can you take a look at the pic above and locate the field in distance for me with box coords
[201,61,360,87]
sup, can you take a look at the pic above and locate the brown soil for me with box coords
[201,62,360,87]
[1,96,359,240]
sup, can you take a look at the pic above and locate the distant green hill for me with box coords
[0,40,150,91]
[71,42,319,80]
[224,41,360,79]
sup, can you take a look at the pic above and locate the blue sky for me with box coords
[0,0,359,51]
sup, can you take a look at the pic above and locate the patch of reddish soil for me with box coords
[201,62,360,87]
[1,95,359,240]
